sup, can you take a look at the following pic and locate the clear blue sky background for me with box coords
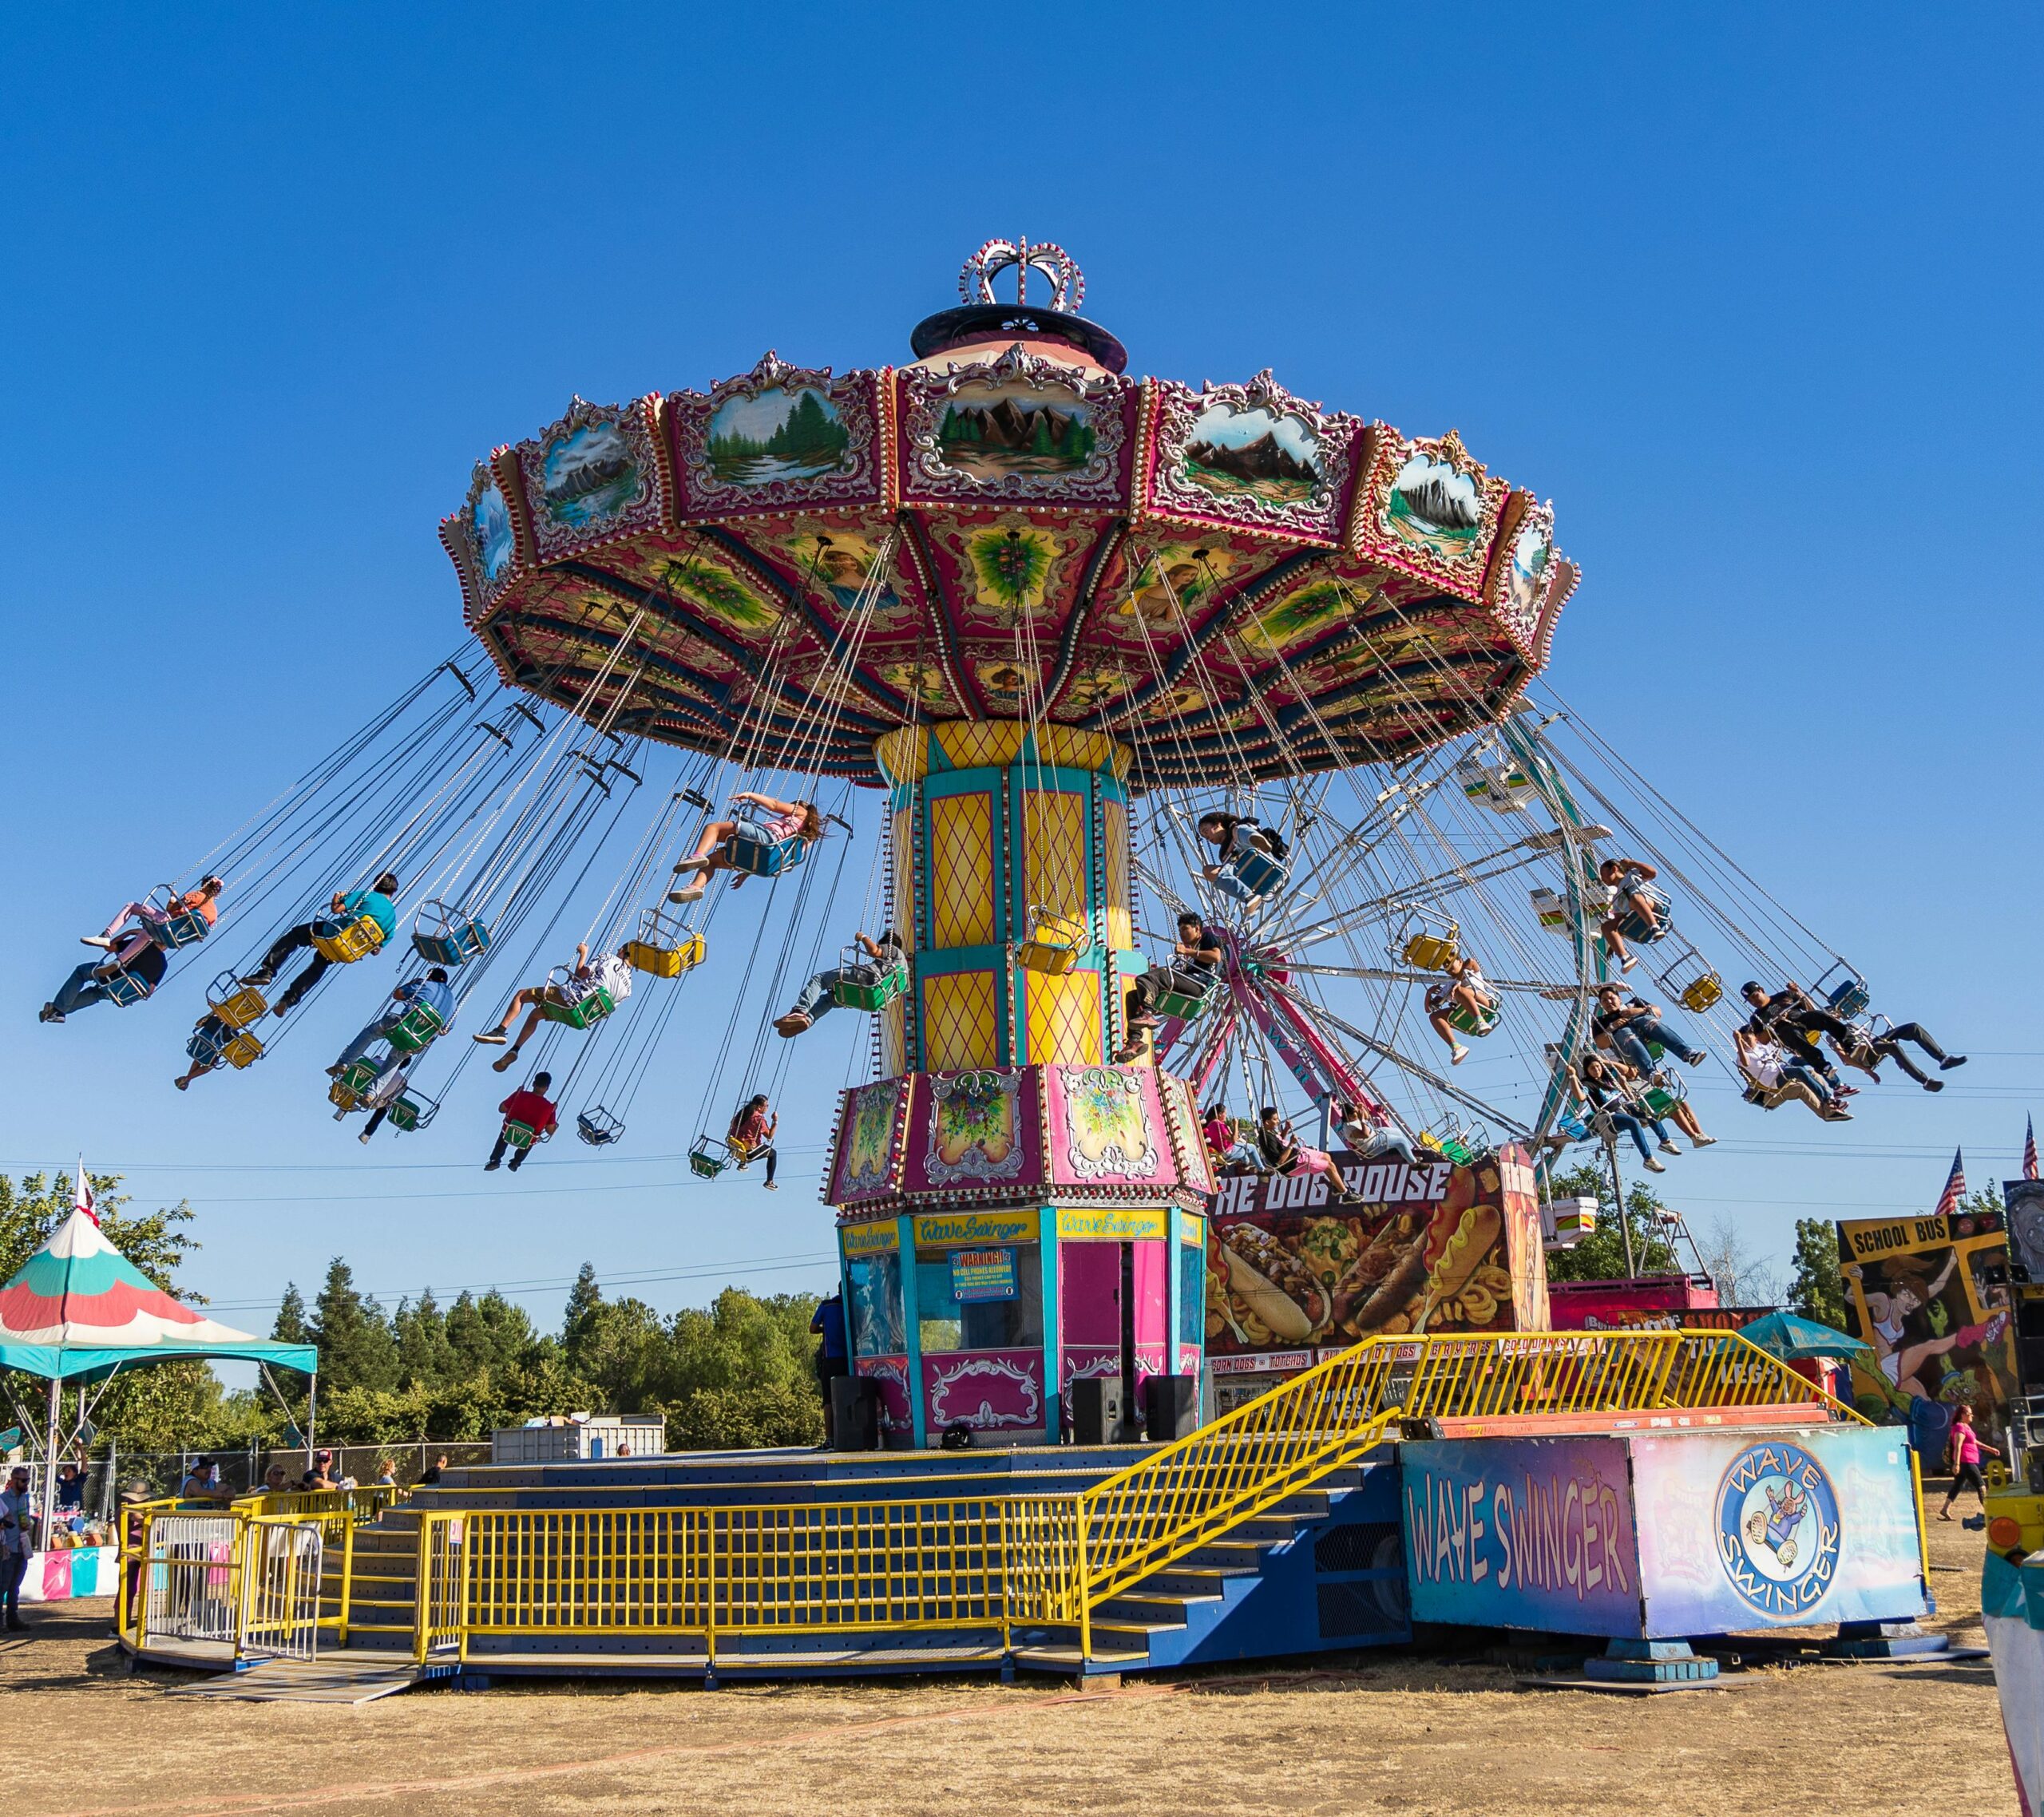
[3,5,2038,1349]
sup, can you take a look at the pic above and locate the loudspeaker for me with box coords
[1144,1374,1199,1441]
[830,1375,881,1451]
[1070,1376,1124,1446]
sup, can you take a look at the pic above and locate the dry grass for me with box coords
[6,1517,2010,1817]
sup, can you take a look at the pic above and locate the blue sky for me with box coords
[2,4,2039,1349]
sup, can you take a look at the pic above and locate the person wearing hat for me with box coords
[299,1451,338,1491]
[0,1464,34,1631]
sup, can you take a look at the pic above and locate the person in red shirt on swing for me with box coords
[486,1073,558,1173]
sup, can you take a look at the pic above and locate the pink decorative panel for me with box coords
[922,1348,1044,1430]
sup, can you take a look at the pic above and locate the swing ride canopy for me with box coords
[0,1209,317,1383]
[442,239,1578,786]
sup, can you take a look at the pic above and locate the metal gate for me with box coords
[142,1514,241,1652]
[239,1518,323,1661]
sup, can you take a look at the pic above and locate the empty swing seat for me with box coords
[189,1020,263,1071]
[208,973,267,1031]
[411,901,490,968]
[1403,930,1460,971]
[385,1000,447,1055]
[311,912,389,965]
[727,832,807,877]
[577,1108,624,1146]
[625,909,706,979]
[689,1138,730,1178]
[1017,907,1087,976]
[1816,962,1871,1020]
[388,1094,436,1133]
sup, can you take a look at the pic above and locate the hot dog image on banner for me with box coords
[1206,1146,1545,1363]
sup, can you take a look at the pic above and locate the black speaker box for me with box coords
[1070,1376,1123,1446]
[830,1375,882,1451]
[1144,1374,1199,1441]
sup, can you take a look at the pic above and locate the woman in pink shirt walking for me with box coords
[1939,1403,2001,1519]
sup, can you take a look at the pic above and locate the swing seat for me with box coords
[1675,972,1724,1014]
[1403,932,1460,972]
[1815,962,1871,1020]
[411,908,490,968]
[311,912,388,965]
[1555,1113,1592,1142]
[1222,849,1289,901]
[208,974,267,1030]
[830,960,909,1012]
[388,1093,436,1133]
[1445,1000,1501,1038]
[143,887,212,951]
[501,1118,539,1151]
[98,964,156,1007]
[727,833,806,877]
[625,929,706,979]
[1611,908,1671,946]
[328,1058,383,1112]
[688,1138,729,1179]
[538,984,615,1030]
[1424,1131,1475,1165]
[385,1000,446,1055]
[1636,1083,1681,1119]
[576,1108,624,1146]
[1017,908,1087,976]
[189,1022,263,1070]
[1151,972,1214,1022]
[1529,888,1570,934]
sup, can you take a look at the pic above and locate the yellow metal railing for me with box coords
[404,1328,1864,1664]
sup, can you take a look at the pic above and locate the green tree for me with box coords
[272,1282,311,1346]
[393,1289,451,1387]
[310,1258,398,1395]
[446,1289,541,1379]
[1542,1161,1682,1282]
[561,1263,604,1376]
[1787,1218,1848,1328]
[660,1289,822,1448]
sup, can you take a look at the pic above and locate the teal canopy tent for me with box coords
[1737,1309,1872,1364]
[0,1208,317,1541]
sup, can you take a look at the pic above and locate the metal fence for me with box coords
[239,1518,326,1662]
[140,1514,242,1653]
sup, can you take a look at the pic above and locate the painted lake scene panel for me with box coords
[706,384,854,485]
[1182,402,1323,505]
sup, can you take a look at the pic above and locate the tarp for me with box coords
[0,1208,316,1381]
[1737,1309,1873,1362]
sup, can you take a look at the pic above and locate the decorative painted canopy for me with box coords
[0,1209,319,1381]
[443,245,1578,788]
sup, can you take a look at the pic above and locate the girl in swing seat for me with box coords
[728,1094,780,1190]
[668,794,825,903]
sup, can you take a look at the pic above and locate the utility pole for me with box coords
[1604,1134,1637,1277]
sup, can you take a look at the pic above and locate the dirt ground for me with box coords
[5,1514,2011,1817]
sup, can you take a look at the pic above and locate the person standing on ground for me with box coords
[811,1289,850,1444]
[1940,1403,2000,1520]
[0,1465,33,1631]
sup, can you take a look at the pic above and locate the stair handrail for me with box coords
[1072,1327,1863,1611]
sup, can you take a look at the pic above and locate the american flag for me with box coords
[1934,1148,1967,1220]
[2026,1117,2040,1182]
[74,1156,97,1225]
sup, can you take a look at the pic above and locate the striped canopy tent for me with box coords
[0,1208,315,1382]
[0,1207,316,1546]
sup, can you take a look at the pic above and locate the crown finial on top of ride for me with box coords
[959,238,1084,314]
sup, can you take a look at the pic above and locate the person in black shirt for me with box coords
[1118,914,1222,1060]
[1739,983,1850,1096]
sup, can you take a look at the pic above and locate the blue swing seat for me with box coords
[1222,848,1289,901]
[411,900,491,968]
[577,1108,625,1146]
[143,886,212,951]
[99,964,156,1007]
[728,833,807,878]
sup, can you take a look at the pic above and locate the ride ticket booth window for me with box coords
[914,1244,1044,1352]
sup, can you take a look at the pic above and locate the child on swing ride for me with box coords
[668,793,826,904]
[728,1094,780,1190]
[1424,953,1497,1065]
[471,941,633,1071]
[1595,856,1662,973]
[1195,811,1285,908]
[774,929,906,1037]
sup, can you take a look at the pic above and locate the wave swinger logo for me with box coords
[1715,1440,1842,1618]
